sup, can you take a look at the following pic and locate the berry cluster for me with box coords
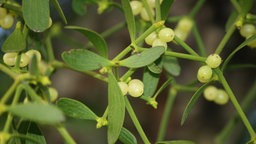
[118,79,144,97]
[174,17,193,41]
[3,49,41,68]
[145,27,175,49]
[239,23,256,48]
[0,7,15,29]
[130,0,162,21]
[197,54,222,83]
[203,85,229,105]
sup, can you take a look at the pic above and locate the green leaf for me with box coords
[22,0,50,32]
[225,11,238,31]
[118,127,137,144]
[121,0,136,42]
[163,56,181,76]
[62,49,112,71]
[72,0,89,15]
[108,71,125,144]
[239,0,254,16]
[29,55,40,77]
[8,103,65,125]
[65,26,108,58]
[120,46,165,68]
[24,122,47,144]
[222,34,256,71]
[142,67,160,97]
[156,140,195,144]
[181,83,209,125]
[57,98,98,120]
[160,0,174,20]
[25,133,47,144]
[2,23,26,52]
[50,0,67,24]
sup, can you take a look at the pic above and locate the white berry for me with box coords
[152,38,167,49]
[3,52,17,66]
[140,8,154,21]
[158,27,175,42]
[118,82,128,96]
[128,79,144,97]
[239,24,255,38]
[203,86,218,101]
[205,54,222,68]
[130,1,143,16]
[145,31,157,45]
[25,49,42,62]
[214,89,229,105]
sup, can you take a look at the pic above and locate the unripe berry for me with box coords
[118,82,128,96]
[48,87,58,102]
[18,53,29,67]
[203,86,218,101]
[140,8,154,21]
[1,14,14,29]
[197,65,213,83]
[145,31,157,45]
[214,89,229,105]
[25,49,42,62]
[128,79,144,97]
[239,24,255,38]
[3,52,17,66]
[130,1,143,16]
[0,7,7,19]
[176,17,193,32]
[205,54,222,68]
[152,38,167,49]
[158,27,175,42]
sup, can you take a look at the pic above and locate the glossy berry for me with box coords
[145,31,157,45]
[25,49,42,62]
[197,65,213,83]
[152,38,167,49]
[0,7,7,19]
[3,52,17,66]
[128,79,144,97]
[140,8,154,21]
[205,54,222,68]
[118,82,128,96]
[239,24,255,38]
[48,87,58,102]
[18,53,29,67]
[214,89,229,105]
[158,27,175,42]
[130,1,143,16]
[203,86,218,101]
[1,14,14,29]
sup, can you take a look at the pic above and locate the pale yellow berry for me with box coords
[118,82,128,96]
[214,89,229,105]
[203,86,218,101]
[239,24,255,38]
[18,53,29,67]
[197,65,213,83]
[152,38,167,49]
[0,7,7,19]
[158,27,175,42]
[176,17,193,32]
[145,31,158,45]
[25,49,42,62]
[128,79,144,97]
[3,52,17,66]
[48,87,58,102]
[130,1,143,16]
[140,8,154,21]
[205,54,222,68]
[1,14,14,29]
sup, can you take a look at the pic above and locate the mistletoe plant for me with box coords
[0,0,256,144]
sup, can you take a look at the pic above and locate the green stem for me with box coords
[215,68,255,138]
[164,51,206,62]
[0,79,19,104]
[230,0,242,14]
[192,24,206,57]
[215,24,236,54]
[45,37,55,62]
[189,0,206,18]
[155,0,161,22]
[141,0,155,23]
[215,80,256,143]
[156,87,177,141]
[56,124,76,144]
[0,64,17,79]
[125,97,151,144]
[174,36,199,56]
[120,68,136,82]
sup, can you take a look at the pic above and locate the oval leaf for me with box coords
[163,56,181,76]
[57,98,98,120]
[156,140,195,144]
[2,24,26,52]
[181,82,209,125]
[121,0,136,42]
[65,26,108,58]
[120,46,165,68]
[62,49,112,71]
[22,0,50,32]
[142,67,160,97]
[8,103,65,125]
[108,71,125,144]
[118,127,137,144]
